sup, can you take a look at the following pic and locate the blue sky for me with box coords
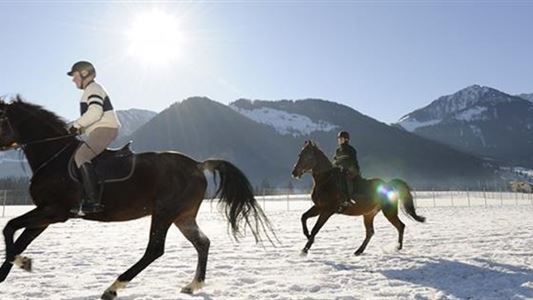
[0,1,532,124]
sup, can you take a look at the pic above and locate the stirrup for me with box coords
[337,201,349,213]
[81,203,104,214]
[69,206,85,217]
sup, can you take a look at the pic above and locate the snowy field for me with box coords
[0,196,532,300]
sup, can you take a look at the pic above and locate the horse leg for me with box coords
[3,208,41,261]
[101,215,172,300]
[301,211,333,255]
[0,226,48,282]
[2,207,66,275]
[174,218,210,294]
[383,208,405,250]
[354,212,377,256]
[301,205,319,239]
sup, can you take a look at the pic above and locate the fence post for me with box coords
[500,184,504,206]
[286,193,290,211]
[466,187,470,207]
[432,188,436,207]
[450,189,454,207]
[263,189,266,210]
[2,190,6,218]
[482,185,486,206]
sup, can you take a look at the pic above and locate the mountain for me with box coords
[120,97,299,187]
[115,109,157,138]
[517,93,533,102]
[396,85,533,168]
[122,96,499,189]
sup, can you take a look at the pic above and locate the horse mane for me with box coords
[8,95,68,133]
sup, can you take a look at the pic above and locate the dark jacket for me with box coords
[333,143,360,175]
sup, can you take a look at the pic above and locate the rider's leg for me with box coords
[73,127,118,214]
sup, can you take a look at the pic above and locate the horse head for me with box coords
[0,99,20,151]
[291,140,320,179]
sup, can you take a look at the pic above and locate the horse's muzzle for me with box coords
[291,169,302,179]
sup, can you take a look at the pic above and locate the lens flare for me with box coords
[377,184,398,202]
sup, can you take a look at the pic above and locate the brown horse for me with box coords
[0,97,274,299]
[291,140,425,255]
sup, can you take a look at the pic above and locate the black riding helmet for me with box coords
[67,61,96,78]
[337,130,350,140]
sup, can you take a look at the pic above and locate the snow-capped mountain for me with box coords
[517,93,533,102]
[116,109,157,137]
[395,85,533,167]
[397,85,520,131]
[230,100,337,137]
[225,98,497,187]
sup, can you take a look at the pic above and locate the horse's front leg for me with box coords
[2,208,41,262]
[0,226,48,282]
[1,207,67,281]
[301,205,319,239]
[301,211,333,255]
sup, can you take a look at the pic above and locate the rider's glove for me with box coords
[68,125,80,135]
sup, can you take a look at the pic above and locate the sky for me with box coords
[0,0,532,124]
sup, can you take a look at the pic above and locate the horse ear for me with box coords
[14,95,24,103]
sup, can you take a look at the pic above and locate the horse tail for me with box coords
[389,179,426,223]
[201,160,277,244]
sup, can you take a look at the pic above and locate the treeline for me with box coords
[0,177,31,205]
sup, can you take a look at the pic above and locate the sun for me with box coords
[127,10,184,66]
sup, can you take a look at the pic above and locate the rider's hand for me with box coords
[68,125,80,135]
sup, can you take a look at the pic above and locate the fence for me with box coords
[2,189,533,218]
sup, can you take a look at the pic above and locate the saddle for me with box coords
[69,141,136,184]
[334,167,367,200]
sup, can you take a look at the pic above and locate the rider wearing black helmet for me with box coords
[333,130,361,211]
[67,60,121,215]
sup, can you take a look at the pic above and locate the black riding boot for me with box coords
[79,162,103,214]
[338,172,360,213]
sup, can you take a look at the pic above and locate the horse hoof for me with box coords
[181,280,204,294]
[300,249,308,257]
[354,250,363,256]
[14,256,32,272]
[101,290,117,300]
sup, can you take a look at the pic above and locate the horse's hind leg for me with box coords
[101,215,172,300]
[354,211,377,256]
[175,217,210,294]
[383,207,405,250]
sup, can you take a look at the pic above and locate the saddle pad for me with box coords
[69,143,136,183]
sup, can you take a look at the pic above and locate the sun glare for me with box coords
[127,10,184,66]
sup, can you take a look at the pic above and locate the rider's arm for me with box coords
[73,84,105,129]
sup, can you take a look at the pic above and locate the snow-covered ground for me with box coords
[0,196,532,300]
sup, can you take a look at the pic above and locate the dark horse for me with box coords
[0,97,274,299]
[291,141,425,256]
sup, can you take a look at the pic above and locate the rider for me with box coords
[67,61,121,214]
[333,130,361,210]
